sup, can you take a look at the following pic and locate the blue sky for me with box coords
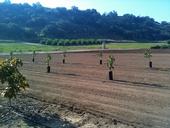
[0,0,170,22]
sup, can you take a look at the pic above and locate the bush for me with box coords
[46,39,53,45]
[161,45,169,49]
[58,39,64,46]
[64,39,70,46]
[51,39,58,45]
[40,39,46,44]
[151,45,161,49]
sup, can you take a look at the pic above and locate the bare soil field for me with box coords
[1,49,170,128]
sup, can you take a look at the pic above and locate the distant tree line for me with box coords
[40,38,102,46]
[0,2,170,43]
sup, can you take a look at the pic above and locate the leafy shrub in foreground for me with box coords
[0,58,29,106]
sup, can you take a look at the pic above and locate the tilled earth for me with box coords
[1,49,170,128]
[0,95,132,128]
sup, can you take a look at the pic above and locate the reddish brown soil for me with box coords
[2,49,170,128]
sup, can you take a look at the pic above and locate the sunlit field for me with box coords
[0,0,170,127]
[1,49,170,128]
[0,42,165,52]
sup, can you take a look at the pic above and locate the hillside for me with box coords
[0,2,170,43]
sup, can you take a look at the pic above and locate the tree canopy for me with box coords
[0,2,170,43]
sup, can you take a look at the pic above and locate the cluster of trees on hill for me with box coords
[0,1,170,43]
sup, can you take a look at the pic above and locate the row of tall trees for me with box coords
[40,38,103,46]
[0,2,170,42]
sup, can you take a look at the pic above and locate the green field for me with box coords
[0,42,164,53]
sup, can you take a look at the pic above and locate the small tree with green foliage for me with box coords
[46,54,52,73]
[144,49,152,68]
[0,58,29,106]
[107,55,115,80]
[32,51,36,62]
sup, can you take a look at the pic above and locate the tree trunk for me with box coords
[109,70,113,80]
[149,61,152,68]
[8,98,12,107]
[63,59,65,64]
[8,99,12,112]
[47,66,50,73]
[32,58,34,62]
[100,59,102,65]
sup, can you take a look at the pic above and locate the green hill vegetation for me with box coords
[0,1,170,44]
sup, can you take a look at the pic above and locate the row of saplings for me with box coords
[0,48,153,107]
[0,52,118,125]
[98,49,152,80]
[32,48,153,80]
[32,51,67,73]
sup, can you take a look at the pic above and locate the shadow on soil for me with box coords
[10,106,76,128]
[51,71,80,77]
[151,67,170,71]
[0,97,76,128]
[107,79,164,89]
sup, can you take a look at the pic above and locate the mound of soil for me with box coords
[0,95,133,128]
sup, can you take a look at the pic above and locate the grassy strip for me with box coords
[0,42,165,52]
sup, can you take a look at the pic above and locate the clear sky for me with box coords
[0,0,170,22]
